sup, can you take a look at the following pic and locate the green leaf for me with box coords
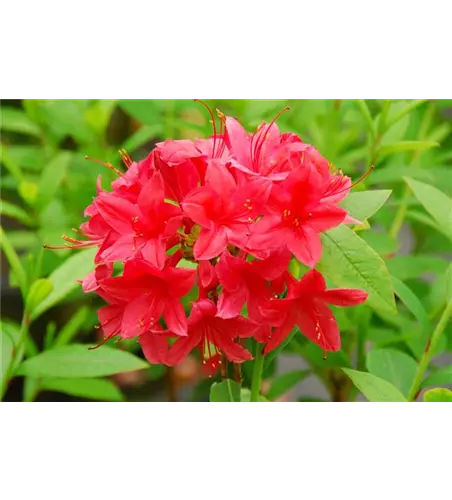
[0,200,34,226]
[16,344,148,378]
[391,277,430,334]
[340,190,392,221]
[0,107,41,136]
[342,368,407,402]
[385,100,428,130]
[423,388,452,402]
[376,141,438,158]
[1,329,14,383]
[0,144,23,182]
[119,100,160,126]
[264,328,298,370]
[26,279,53,315]
[422,366,452,389]
[267,370,310,400]
[355,100,376,140]
[31,248,96,320]
[319,226,396,313]
[121,124,162,152]
[240,388,269,402]
[34,152,71,211]
[387,255,448,281]
[209,379,241,402]
[366,348,417,397]
[361,231,398,256]
[40,378,124,402]
[404,177,452,241]
[0,226,27,295]
[54,307,89,347]
[18,180,39,205]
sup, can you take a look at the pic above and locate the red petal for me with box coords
[322,288,368,306]
[211,329,253,363]
[193,226,228,260]
[167,330,202,365]
[137,171,165,216]
[140,331,171,364]
[205,160,236,194]
[99,234,135,263]
[287,227,322,268]
[182,188,213,228]
[217,288,247,319]
[292,268,326,297]
[95,193,138,234]
[295,301,341,351]
[121,294,163,338]
[263,313,296,354]
[224,117,251,168]
[308,204,347,232]
[163,300,188,336]
[141,237,167,270]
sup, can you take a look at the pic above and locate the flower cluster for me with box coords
[53,102,368,374]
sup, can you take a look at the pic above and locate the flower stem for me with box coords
[408,296,452,401]
[250,343,264,402]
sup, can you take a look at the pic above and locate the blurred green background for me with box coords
[1,99,452,402]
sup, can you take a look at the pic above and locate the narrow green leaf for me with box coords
[121,124,162,152]
[340,190,392,221]
[422,366,452,388]
[366,348,417,397]
[119,100,160,126]
[23,377,40,402]
[391,276,430,334]
[26,279,53,315]
[423,388,452,402]
[0,143,23,181]
[319,226,396,313]
[16,344,148,378]
[0,226,27,295]
[267,370,310,400]
[376,141,438,158]
[210,379,241,402]
[404,177,452,241]
[0,107,41,136]
[34,152,71,211]
[263,328,298,370]
[387,255,448,281]
[342,368,407,402]
[355,100,376,140]
[0,200,34,226]
[385,100,428,130]
[31,248,96,320]
[40,377,124,402]
[54,307,89,347]
[1,329,14,383]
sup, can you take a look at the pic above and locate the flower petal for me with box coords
[193,226,228,260]
[167,330,202,365]
[140,331,171,364]
[217,288,247,319]
[322,288,368,306]
[287,227,322,268]
[164,300,188,336]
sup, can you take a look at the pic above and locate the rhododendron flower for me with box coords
[95,172,182,268]
[46,100,370,382]
[182,160,271,260]
[96,257,195,338]
[262,269,368,354]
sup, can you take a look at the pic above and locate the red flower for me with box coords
[216,248,291,321]
[95,171,182,269]
[262,269,368,354]
[182,160,271,260]
[247,166,348,267]
[167,299,261,374]
[96,257,196,338]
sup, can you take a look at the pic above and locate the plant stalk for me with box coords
[250,343,264,402]
[408,297,452,401]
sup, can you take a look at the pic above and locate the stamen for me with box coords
[253,106,290,167]
[88,332,117,350]
[194,99,217,158]
[118,149,133,168]
[329,165,375,198]
[85,156,123,176]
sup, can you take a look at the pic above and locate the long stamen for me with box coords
[254,106,290,166]
[88,332,117,350]
[194,99,217,158]
[331,165,375,197]
[118,149,133,168]
[85,156,123,176]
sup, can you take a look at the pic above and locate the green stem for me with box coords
[250,343,264,402]
[389,186,411,238]
[0,313,29,401]
[408,297,452,401]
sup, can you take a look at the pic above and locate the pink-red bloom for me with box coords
[262,269,368,354]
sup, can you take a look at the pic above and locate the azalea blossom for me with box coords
[46,100,370,376]
[261,269,368,354]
